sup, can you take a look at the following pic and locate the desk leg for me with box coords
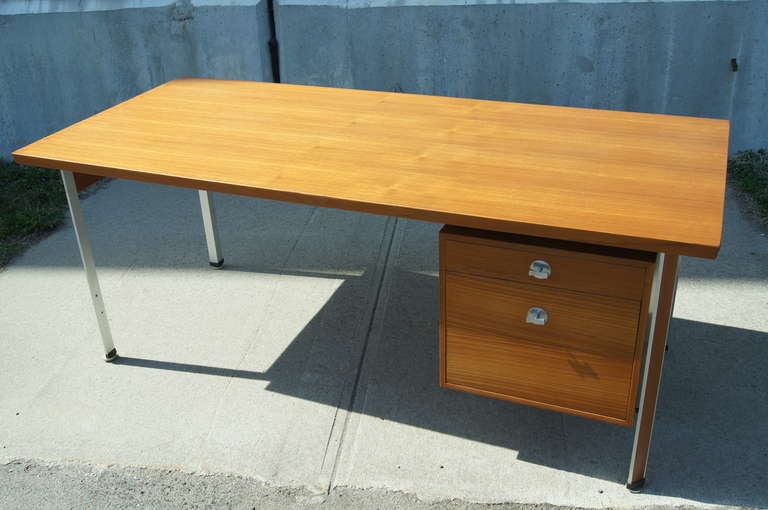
[627,253,679,490]
[61,171,117,362]
[198,190,224,268]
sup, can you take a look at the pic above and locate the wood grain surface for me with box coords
[442,272,643,425]
[13,78,729,257]
[442,230,653,301]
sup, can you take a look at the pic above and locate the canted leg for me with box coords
[198,190,224,268]
[61,171,117,362]
[627,253,680,491]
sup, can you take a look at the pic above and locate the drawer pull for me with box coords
[526,307,548,326]
[528,260,551,280]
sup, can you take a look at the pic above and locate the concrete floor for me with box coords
[0,179,766,509]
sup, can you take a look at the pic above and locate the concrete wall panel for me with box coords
[276,0,766,152]
[1,0,765,157]
[0,2,272,158]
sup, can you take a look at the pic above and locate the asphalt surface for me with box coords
[0,459,712,510]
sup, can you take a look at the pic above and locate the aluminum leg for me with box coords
[198,190,224,268]
[61,171,117,361]
[627,253,680,490]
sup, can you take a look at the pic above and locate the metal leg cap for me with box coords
[626,479,646,493]
[104,348,118,362]
[209,259,224,269]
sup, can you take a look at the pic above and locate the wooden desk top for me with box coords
[13,78,729,258]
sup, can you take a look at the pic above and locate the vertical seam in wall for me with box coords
[345,0,353,86]
[267,0,281,82]
[660,12,676,113]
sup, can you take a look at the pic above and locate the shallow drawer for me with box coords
[441,272,646,425]
[441,226,653,301]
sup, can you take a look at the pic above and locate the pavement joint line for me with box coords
[319,216,401,494]
[313,216,398,482]
[195,204,320,467]
[326,216,407,492]
[314,217,398,476]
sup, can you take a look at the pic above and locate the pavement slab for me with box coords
[0,179,393,490]
[1,179,766,509]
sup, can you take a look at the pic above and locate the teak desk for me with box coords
[13,78,730,490]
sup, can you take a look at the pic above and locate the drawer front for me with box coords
[442,272,643,425]
[443,237,648,301]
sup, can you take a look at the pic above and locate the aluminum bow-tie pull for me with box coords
[526,307,548,326]
[528,260,551,280]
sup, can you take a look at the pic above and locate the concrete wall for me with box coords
[0,1,273,158]
[276,0,767,153]
[1,0,766,158]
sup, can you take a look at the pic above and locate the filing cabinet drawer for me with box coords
[442,226,653,301]
[439,226,654,426]
[443,272,642,424]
